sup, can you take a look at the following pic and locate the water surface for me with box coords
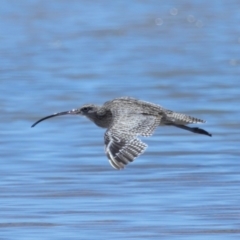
[1,0,240,239]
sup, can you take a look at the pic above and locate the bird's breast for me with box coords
[93,114,112,128]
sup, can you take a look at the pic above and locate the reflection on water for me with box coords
[1,0,240,239]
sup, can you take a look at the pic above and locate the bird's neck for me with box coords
[87,109,112,128]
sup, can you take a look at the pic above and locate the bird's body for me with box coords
[32,97,212,170]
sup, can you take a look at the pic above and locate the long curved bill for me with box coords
[31,109,78,128]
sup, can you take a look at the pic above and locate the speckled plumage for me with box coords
[32,97,212,170]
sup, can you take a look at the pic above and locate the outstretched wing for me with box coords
[104,130,147,170]
[103,102,162,169]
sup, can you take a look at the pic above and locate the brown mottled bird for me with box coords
[31,97,212,170]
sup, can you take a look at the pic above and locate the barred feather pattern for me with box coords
[164,110,206,125]
[104,131,147,170]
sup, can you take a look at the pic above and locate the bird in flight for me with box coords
[32,97,212,170]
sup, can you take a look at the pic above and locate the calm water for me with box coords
[1,0,240,239]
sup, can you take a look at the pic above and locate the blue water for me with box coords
[1,0,240,239]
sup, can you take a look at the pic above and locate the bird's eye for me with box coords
[82,107,91,112]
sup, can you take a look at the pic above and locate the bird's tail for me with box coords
[164,111,206,125]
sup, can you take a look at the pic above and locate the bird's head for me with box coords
[78,104,98,116]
